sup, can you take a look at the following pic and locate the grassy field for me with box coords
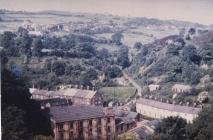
[98,86,137,102]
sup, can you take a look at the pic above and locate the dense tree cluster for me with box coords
[128,33,213,85]
[147,107,213,140]
[0,30,129,89]
[2,69,53,140]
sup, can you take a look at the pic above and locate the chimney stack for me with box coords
[75,85,78,89]
[87,86,90,90]
[166,100,170,103]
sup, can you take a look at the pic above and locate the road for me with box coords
[122,71,142,96]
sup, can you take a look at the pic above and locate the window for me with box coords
[79,121,83,128]
[89,128,93,136]
[89,120,93,126]
[107,126,111,133]
[98,118,102,125]
[97,128,102,134]
[107,118,111,123]
[70,122,73,129]
[60,132,63,139]
[69,131,73,138]
[58,123,63,130]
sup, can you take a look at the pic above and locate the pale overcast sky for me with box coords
[0,0,213,25]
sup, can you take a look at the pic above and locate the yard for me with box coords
[98,86,137,102]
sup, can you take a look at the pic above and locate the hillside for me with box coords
[127,29,213,104]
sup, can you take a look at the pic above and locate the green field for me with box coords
[98,86,137,102]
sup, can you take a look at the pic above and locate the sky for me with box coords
[0,0,213,25]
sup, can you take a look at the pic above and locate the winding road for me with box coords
[122,71,142,96]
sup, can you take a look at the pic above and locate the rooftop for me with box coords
[137,98,202,115]
[50,106,112,123]
[30,88,96,99]
[172,84,191,90]
[113,108,138,124]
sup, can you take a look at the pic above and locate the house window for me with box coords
[58,123,63,130]
[89,128,93,136]
[60,132,63,139]
[79,121,83,128]
[97,127,102,134]
[70,122,73,129]
[107,126,111,133]
[69,131,73,138]
[107,118,111,123]
[98,118,102,125]
[89,120,93,126]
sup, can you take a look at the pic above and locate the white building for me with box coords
[136,98,202,123]
[172,84,192,93]
[148,84,160,92]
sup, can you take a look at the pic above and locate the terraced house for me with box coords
[50,106,116,140]
[30,86,103,106]
[136,98,202,123]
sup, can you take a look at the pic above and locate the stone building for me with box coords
[30,87,103,106]
[148,84,160,92]
[114,108,140,134]
[136,98,202,123]
[50,106,116,140]
[171,84,192,93]
[129,120,160,140]
[38,98,72,108]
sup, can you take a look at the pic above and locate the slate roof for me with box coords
[113,108,138,124]
[172,84,191,90]
[130,126,152,139]
[130,120,159,139]
[50,106,111,123]
[137,98,202,114]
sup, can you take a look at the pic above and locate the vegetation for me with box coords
[147,117,187,140]
[127,31,213,103]
[2,69,53,140]
[147,106,213,140]
[99,86,136,102]
[0,30,128,89]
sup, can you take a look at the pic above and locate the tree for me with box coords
[16,33,32,56]
[105,66,122,78]
[134,42,143,50]
[0,31,16,48]
[112,32,123,45]
[52,61,65,76]
[147,117,187,140]
[117,47,130,68]
[2,106,27,140]
[2,69,52,139]
[186,107,213,140]
[32,39,43,57]
[188,28,196,35]
[182,45,201,64]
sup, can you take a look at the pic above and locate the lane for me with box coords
[122,71,142,96]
